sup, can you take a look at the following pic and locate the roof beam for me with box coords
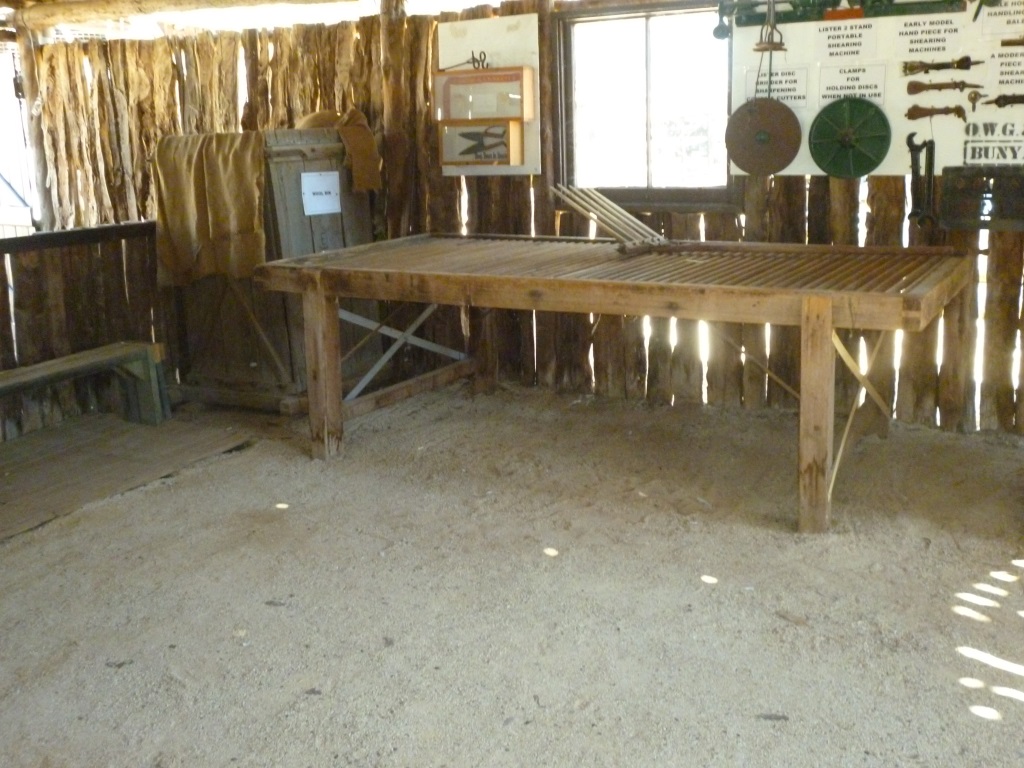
[14,0,360,32]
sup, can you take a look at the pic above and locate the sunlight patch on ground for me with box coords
[991,686,1024,703]
[968,705,1002,721]
[957,647,1024,678]
[953,555,1024,722]
[973,583,1010,597]
[952,606,991,622]
[956,593,999,608]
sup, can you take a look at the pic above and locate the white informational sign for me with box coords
[730,7,1023,175]
[437,14,541,177]
[995,47,1024,88]
[818,64,887,104]
[300,171,342,216]
[894,14,963,58]
[745,66,810,107]
[982,0,1024,37]
[814,20,879,61]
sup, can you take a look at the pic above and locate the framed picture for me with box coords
[439,120,524,166]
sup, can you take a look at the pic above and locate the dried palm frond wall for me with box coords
[14,1,1024,434]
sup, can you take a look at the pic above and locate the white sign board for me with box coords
[730,8,1021,176]
[437,14,541,177]
[300,171,342,216]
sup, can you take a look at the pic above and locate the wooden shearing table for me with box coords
[254,234,973,532]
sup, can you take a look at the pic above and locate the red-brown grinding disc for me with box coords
[725,98,802,175]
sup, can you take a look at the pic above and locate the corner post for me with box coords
[302,279,343,459]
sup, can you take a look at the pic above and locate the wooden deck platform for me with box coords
[254,234,974,532]
[0,413,250,540]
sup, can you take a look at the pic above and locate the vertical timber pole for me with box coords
[17,30,55,230]
[302,278,343,459]
[799,296,835,532]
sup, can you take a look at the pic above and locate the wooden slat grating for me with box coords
[284,236,964,296]
[257,235,971,332]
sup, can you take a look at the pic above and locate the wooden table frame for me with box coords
[255,234,973,533]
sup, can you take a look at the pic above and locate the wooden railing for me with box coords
[0,222,175,440]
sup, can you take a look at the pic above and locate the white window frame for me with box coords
[554,2,741,214]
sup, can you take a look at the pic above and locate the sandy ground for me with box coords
[2,382,1024,767]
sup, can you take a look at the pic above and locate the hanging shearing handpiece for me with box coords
[983,94,1024,108]
[902,56,983,76]
[907,133,936,227]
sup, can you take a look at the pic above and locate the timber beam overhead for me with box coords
[12,0,353,31]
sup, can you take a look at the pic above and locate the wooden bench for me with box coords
[0,342,170,426]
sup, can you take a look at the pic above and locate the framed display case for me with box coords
[435,15,541,176]
[439,120,524,166]
[433,66,535,122]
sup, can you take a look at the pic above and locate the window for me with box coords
[0,45,36,235]
[556,3,738,212]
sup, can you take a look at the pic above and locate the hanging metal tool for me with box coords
[983,94,1024,108]
[906,104,968,121]
[754,0,786,52]
[906,133,936,226]
[902,56,983,76]
[906,80,983,95]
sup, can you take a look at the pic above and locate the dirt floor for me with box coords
[2,382,1024,767]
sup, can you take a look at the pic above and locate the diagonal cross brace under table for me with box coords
[829,330,890,501]
[831,331,889,417]
[338,307,467,363]
[342,304,467,401]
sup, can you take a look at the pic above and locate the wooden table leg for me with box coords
[302,284,343,459]
[468,307,497,394]
[799,296,835,533]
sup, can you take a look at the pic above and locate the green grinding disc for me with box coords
[808,97,891,179]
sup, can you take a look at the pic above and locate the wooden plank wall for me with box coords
[0,224,169,441]
[19,3,1024,434]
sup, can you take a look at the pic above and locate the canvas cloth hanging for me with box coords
[154,132,266,286]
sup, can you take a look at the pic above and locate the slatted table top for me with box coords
[255,234,973,332]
